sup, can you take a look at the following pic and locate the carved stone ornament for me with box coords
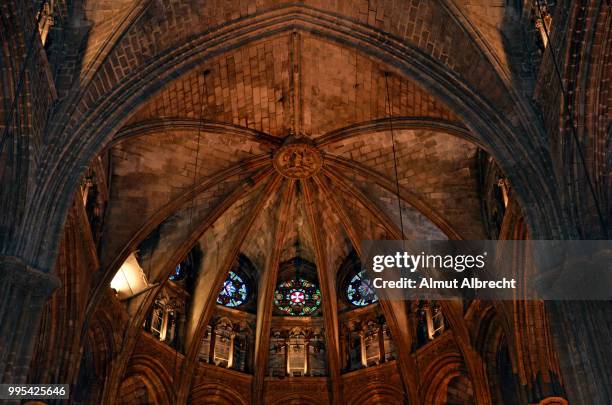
[273,143,323,179]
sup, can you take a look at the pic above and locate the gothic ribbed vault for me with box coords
[81,27,503,404]
[3,1,610,404]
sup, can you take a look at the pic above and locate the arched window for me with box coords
[341,316,394,372]
[307,331,326,376]
[168,250,198,284]
[144,298,179,347]
[287,329,307,376]
[267,328,328,377]
[274,278,321,316]
[415,300,446,348]
[363,320,381,366]
[149,301,164,338]
[169,264,186,281]
[346,269,378,307]
[268,331,287,377]
[212,319,234,367]
[231,325,252,373]
[217,271,248,307]
[198,318,245,370]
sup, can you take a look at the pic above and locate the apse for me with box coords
[4,1,606,405]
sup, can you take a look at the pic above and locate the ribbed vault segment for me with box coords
[101,127,273,270]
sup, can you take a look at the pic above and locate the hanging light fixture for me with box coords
[110,253,152,299]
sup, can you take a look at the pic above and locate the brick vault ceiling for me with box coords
[124,34,458,139]
[97,32,487,358]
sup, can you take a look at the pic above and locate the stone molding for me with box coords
[532,397,569,405]
[0,256,60,297]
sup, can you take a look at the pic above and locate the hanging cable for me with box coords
[384,71,421,397]
[188,73,206,228]
[0,0,49,156]
[534,1,608,238]
[170,69,206,404]
[383,72,406,241]
[181,70,205,397]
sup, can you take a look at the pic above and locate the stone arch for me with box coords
[99,123,468,306]
[120,354,174,405]
[349,383,406,405]
[117,373,170,405]
[442,374,475,405]
[474,306,521,405]
[268,392,324,405]
[315,117,476,148]
[422,352,474,405]
[189,382,249,405]
[74,304,124,404]
[538,397,569,405]
[111,118,280,147]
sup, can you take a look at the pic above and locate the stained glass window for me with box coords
[346,270,378,306]
[169,264,186,281]
[274,278,321,316]
[217,271,248,307]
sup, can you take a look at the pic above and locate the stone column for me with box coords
[359,330,367,367]
[378,323,386,363]
[284,338,289,376]
[177,314,186,351]
[345,328,354,371]
[227,333,235,369]
[546,301,612,403]
[304,338,310,376]
[208,325,216,364]
[0,256,59,384]
[246,334,253,373]
[540,248,612,403]
[160,307,169,342]
[424,302,434,340]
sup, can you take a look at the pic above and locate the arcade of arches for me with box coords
[0,1,610,404]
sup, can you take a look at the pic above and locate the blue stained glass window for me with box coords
[347,270,378,306]
[217,271,248,307]
[169,264,186,281]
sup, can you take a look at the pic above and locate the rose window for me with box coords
[274,278,321,316]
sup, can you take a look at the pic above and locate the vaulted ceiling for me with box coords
[18,0,567,278]
[60,1,549,403]
[2,0,608,403]
[100,33,482,273]
[94,29,490,403]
